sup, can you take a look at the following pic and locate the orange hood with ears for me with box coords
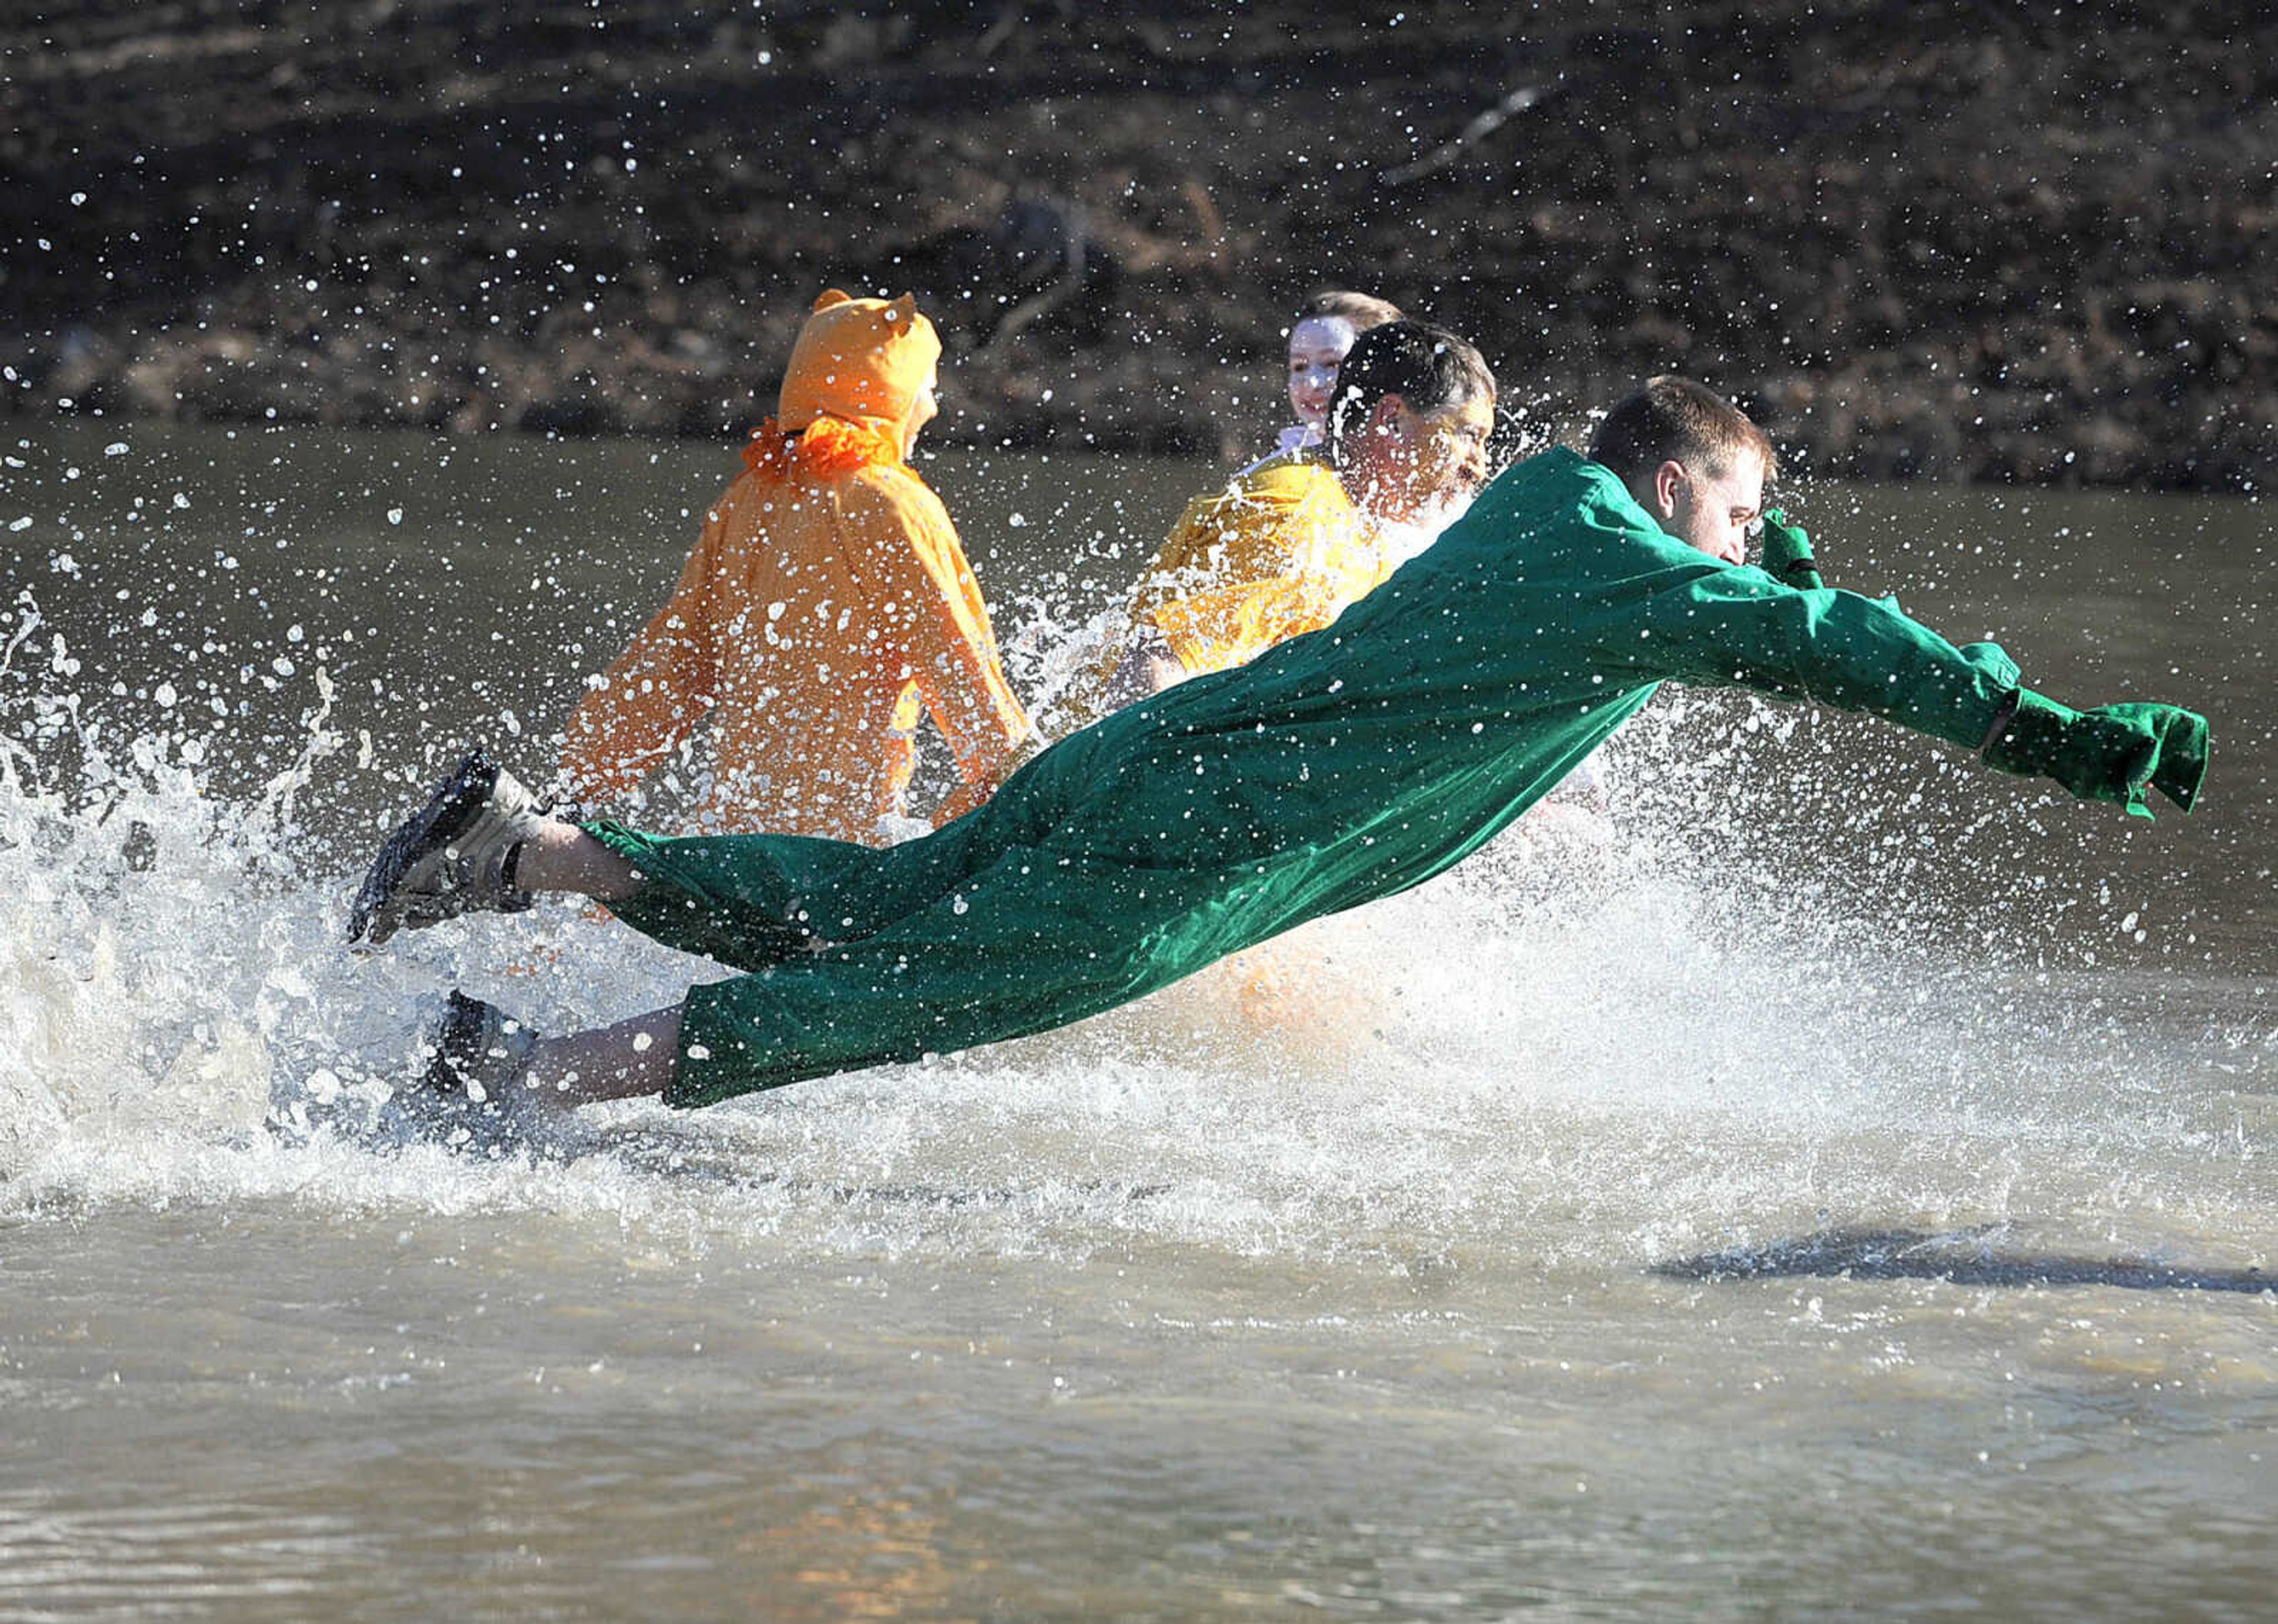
[775,288,942,440]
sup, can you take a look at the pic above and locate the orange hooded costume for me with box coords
[562,291,1033,843]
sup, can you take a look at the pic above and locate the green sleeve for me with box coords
[1573,511,2016,753]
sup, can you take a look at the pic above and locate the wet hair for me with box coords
[1297,289,1404,333]
[1586,375,1778,485]
[1323,320,1496,468]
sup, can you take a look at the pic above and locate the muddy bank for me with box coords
[5,2,2276,489]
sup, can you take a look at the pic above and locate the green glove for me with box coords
[1981,689,2209,818]
[1758,510,1822,590]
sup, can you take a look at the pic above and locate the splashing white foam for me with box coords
[0,639,2261,1271]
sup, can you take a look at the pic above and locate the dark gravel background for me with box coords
[7,1,2276,488]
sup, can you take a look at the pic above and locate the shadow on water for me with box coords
[1656,1227,2276,1295]
[596,1125,1173,1209]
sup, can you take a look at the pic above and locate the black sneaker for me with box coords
[419,990,537,1097]
[348,748,546,945]
[376,991,550,1155]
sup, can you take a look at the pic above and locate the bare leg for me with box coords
[524,1002,684,1107]
[514,820,645,901]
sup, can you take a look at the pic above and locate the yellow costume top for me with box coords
[1131,451,1391,677]
[562,290,1032,843]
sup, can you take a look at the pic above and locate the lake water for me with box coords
[3,420,2274,1620]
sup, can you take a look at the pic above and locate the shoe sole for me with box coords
[347,749,499,944]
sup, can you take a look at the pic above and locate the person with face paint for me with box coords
[559,289,1036,844]
[1264,289,1404,461]
[1063,320,1497,722]
[349,375,2207,1144]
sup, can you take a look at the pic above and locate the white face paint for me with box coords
[1286,315,1360,431]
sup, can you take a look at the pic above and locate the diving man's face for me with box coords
[1650,452,1766,565]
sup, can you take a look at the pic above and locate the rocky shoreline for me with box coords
[6,2,2275,489]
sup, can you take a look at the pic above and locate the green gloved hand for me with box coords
[1981,688,2209,818]
[1758,510,1822,590]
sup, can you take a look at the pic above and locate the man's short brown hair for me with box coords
[1300,289,1404,331]
[1587,376,1777,486]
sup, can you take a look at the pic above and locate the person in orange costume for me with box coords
[561,289,1036,843]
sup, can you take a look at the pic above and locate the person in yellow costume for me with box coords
[1056,319,1499,1041]
[561,289,1036,843]
[1075,319,1496,718]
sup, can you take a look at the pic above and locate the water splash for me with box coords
[1,611,2266,1274]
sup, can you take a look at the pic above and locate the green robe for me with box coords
[592,447,2018,1107]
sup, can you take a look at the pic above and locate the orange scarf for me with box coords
[741,415,902,483]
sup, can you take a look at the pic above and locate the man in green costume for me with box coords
[349,377,2207,1142]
